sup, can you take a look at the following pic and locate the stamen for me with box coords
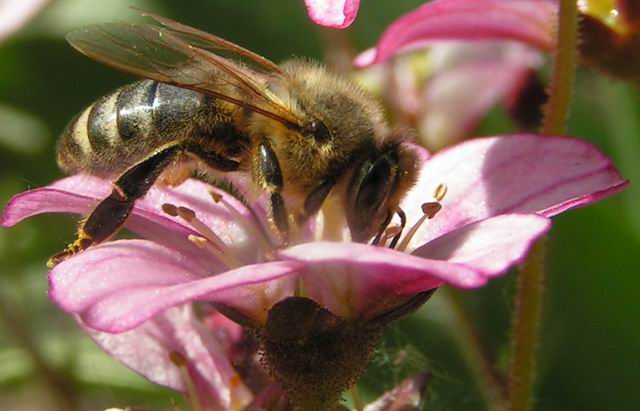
[395,184,447,252]
[188,235,241,269]
[163,203,243,268]
[170,351,203,411]
[208,190,274,252]
[422,201,442,219]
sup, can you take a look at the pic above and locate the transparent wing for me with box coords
[66,20,302,126]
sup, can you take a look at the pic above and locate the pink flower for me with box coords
[1,134,627,408]
[347,0,556,149]
[0,0,50,43]
[304,0,361,28]
[354,0,557,67]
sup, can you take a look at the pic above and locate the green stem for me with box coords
[541,0,579,136]
[443,288,506,410]
[508,1,578,409]
[507,241,547,411]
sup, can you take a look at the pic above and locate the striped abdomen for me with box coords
[56,80,237,176]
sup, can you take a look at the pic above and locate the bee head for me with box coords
[345,132,419,243]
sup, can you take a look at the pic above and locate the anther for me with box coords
[396,203,438,252]
[422,202,442,219]
[435,183,448,202]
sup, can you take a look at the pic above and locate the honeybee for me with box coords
[48,12,419,267]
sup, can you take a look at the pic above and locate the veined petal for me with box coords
[354,0,556,67]
[401,135,628,252]
[1,174,262,262]
[49,239,301,332]
[279,242,487,320]
[86,306,253,411]
[413,214,550,276]
[304,0,360,28]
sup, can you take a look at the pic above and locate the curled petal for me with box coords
[355,0,556,66]
[304,0,360,28]
[50,239,301,332]
[279,242,487,320]
[413,214,550,277]
[86,306,253,411]
[401,135,628,252]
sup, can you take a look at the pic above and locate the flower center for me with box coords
[161,190,275,269]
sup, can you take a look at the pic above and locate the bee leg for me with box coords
[300,177,336,222]
[257,141,290,240]
[47,142,184,268]
[183,142,241,172]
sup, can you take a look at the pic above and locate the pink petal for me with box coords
[401,135,628,252]
[354,0,556,67]
[304,0,360,28]
[419,59,531,148]
[1,174,262,263]
[413,214,550,277]
[50,239,301,332]
[86,306,253,411]
[279,242,487,320]
[419,42,541,148]
[0,0,48,42]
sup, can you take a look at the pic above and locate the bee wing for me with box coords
[66,21,302,127]
[138,10,283,74]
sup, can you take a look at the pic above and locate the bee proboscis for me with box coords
[49,11,419,267]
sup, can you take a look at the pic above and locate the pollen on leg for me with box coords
[162,202,243,268]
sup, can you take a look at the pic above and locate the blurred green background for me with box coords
[0,0,638,410]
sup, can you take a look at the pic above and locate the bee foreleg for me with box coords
[47,141,184,268]
[184,142,240,172]
[301,177,335,221]
[257,141,290,241]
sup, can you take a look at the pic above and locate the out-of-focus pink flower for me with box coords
[351,0,555,148]
[304,0,361,28]
[0,0,49,42]
[354,0,557,67]
[1,134,626,407]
